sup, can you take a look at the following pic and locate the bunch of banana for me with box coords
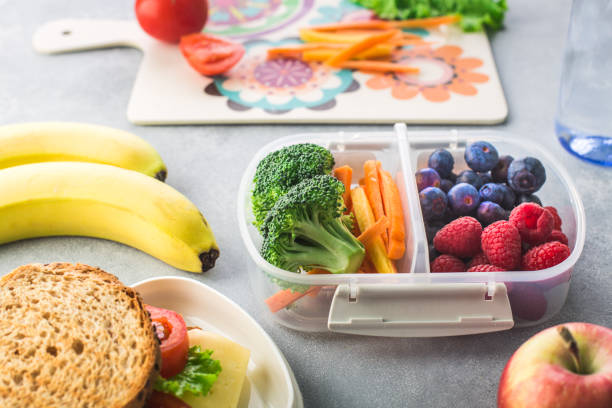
[0,122,167,179]
[0,122,219,272]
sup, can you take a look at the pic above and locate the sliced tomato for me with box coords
[179,33,245,76]
[145,304,189,378]
[135,0,208,43]
[146,391,191,408]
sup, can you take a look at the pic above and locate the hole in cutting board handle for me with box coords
[62,30,71,36]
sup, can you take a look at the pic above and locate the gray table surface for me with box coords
[2,0,611,407]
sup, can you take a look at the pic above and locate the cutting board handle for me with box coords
[33,19,146,54]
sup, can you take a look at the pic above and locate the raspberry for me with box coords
[544,206,562,230]
[545,229,569,245]
[467,252,489,268]
[481,221,522,270]
[431,254,466,272]
[522,241,571,271]
[433,217,482,258]
[467,264,506,272]
[509,203,553,245]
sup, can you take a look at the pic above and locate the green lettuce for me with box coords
[350,0,508,31]
[154,346,222,398]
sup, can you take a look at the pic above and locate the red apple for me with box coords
[498,322,612,408]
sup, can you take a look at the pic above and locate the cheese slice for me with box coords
[181,329,251,408]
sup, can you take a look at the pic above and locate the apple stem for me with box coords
[558,326,582,374]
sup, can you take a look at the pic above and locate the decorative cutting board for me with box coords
[32,0,507,125]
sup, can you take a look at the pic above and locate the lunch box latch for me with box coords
[327,282,514,337]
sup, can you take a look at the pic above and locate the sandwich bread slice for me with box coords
[0,263,160,408]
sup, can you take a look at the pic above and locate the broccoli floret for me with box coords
[260,175,365,275]
[252,143,334,229]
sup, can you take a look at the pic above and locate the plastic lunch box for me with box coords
[237,124,586,337]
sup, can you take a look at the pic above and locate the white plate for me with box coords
[133,277,303,408]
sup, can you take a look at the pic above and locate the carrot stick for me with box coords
[357,216,389,246]
[326,30,398,67]
[302,44,392,62]
[265,286,320,313]
[390,15,460,28]
[299,29,374,44]
[333,165,353,210]
[363,160,387,247]
[339,60,419,74]
[264,268,329,312]
[267,43,351,59]
[379,169,406,260]
[351,187,396,274]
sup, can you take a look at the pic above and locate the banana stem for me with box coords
[558,326,582,374]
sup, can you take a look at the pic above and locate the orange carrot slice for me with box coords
[333,165,353,210]
[302,44,392,62]
[363,160,387,247]
[325,30,398,67]
[264,268,329,312]
[265,286,320,313]
[357,216,389,246]
[379,169,406,260]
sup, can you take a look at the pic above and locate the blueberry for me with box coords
[516,194,542,206]
[425,222,444,244]
[507,157,546,194]
[443,206,458,224]
[491,155,514,183]
[419,187,447,221]
[479,172,492,185]
[439,179,454,193]
[479,183,505,204]
[428,149,454,178]
[447,183,480,215]
[499,184,517,210]
[415,168,441,192]
[477,201,507,226]
[456,170,483,190]
[447,172,458,183]
[465,141,499,172]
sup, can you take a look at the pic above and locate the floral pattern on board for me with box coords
[206,40,358,113]
[365,45,489,103]
[309,0,371,24]
[205,0,314,40]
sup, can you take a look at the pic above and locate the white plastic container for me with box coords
[237,125,586,337]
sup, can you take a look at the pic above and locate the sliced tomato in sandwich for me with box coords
[146,304,189,378]
[179,33,245,76]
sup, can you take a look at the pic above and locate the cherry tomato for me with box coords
[145,305,189,378]
[146,391,191,408]
[135,0,208,43]
[179,33,245,76]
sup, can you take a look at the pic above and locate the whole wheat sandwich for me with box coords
[0,263,160,408]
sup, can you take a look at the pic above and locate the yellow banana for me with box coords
[0,162,219,272]
[0,122,167,180]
